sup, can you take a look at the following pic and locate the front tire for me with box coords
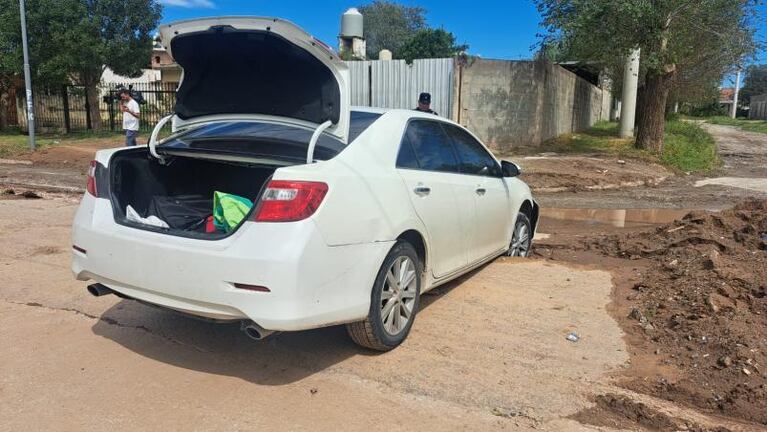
[507,213,532,257]
[346,241,422,351]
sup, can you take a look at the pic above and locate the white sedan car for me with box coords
[72,17,538,351]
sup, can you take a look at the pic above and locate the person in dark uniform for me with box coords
[414,92,438,115]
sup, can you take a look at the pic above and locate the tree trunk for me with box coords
[84,80,102,132]
[635,71,675,153]
[0,90,8,131]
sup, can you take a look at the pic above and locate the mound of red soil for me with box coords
[586,199,767,425]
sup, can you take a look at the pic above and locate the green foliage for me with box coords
[0,0,160,86]
[535,0,758,151]
[541,120,719,173]
[0,0,74,88]
[740,64,767,105]
[0,0,162,131]
[662,121,719,172]
[358,1,426,59]
[535,0,757,80]
[60,0,163,83]
[706,116,767,134]
[686,102,727,118]
[398,29,467,64]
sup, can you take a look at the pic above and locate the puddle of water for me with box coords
[541,207,690,228]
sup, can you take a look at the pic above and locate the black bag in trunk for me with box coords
[147,195,211,231]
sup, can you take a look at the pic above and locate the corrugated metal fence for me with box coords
[345,58,454,119]
[750,94,767,120]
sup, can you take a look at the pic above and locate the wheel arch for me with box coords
[518,199,540,233]
[396,229,428,273]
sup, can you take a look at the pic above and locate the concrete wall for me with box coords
[750,94,767,120]
[453,59,611,151]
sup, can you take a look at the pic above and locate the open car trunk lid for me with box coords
[158,17,350,143]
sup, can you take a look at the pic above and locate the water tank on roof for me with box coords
[340,8,363,39]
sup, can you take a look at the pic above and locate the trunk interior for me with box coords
[109,149,276,238]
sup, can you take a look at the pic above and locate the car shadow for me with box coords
[418,260,492,310]
[91,300,366,386]
[90,257,505,386]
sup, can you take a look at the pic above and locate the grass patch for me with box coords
[0,128,123,159]
[540,121,653,160]
[705,116,767,134]
[662,120,720,173]
[540,120,720,173]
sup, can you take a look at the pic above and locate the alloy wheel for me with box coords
[509,220,531,257]
[379,256,418,335]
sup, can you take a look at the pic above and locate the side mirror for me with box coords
[501,160,521,177]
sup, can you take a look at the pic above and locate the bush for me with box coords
[687,102,727,117]
[665,111,681,122]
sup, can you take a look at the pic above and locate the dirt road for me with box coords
[1,123,765,430]
[536,124,767,210]
[4,197,759,431]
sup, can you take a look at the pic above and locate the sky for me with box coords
[159,0,544,60]
[159,0,766,83]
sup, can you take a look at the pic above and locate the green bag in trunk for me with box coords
[213,191,254,233]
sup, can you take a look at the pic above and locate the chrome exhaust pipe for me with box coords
[87,283,114,297]
[241,321,275,341]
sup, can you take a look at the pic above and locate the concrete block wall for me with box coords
[454,58,611,152]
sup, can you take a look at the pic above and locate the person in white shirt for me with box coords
[119,89,140,146]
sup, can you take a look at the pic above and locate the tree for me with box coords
[60,0,161,131]
[358,1,426,59]
[740,64,767,106]
[0,0,76,130]
[398,28,468,63]
[536,0,758,153]
[0,1,20,130]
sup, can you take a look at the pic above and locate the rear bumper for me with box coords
[72,195,391,331]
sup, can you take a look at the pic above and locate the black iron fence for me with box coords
[16,81,178,133]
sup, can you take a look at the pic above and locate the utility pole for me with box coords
[730,69,741,119]
[619,48,640,138]
[19,0,36,150]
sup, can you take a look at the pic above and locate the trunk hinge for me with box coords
[306,120,333,164]
[149,114,175,164]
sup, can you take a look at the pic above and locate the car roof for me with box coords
[352,106,461,125]
[351,106,389,114]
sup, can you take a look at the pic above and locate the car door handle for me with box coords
[475,188,486,196]
[413,186,431,196]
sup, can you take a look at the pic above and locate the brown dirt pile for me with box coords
[586,199,767,425]
[573,394,732,431]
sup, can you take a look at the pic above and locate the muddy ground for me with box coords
[1,124,767,431]
[536,200,767,428]
[535,124,767,210]
[3,194,764,432]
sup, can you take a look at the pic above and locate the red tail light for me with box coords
[254,180,328,222]
[86,160,98,196]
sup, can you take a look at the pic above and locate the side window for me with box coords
[398,120,459,173]
[396,134,420,169]
[444,124,501,177]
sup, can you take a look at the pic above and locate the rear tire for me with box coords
[347,241,422,351]
[507,212,532,257]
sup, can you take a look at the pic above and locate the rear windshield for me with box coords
[159,121,344,163]
[159,111,381,163]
